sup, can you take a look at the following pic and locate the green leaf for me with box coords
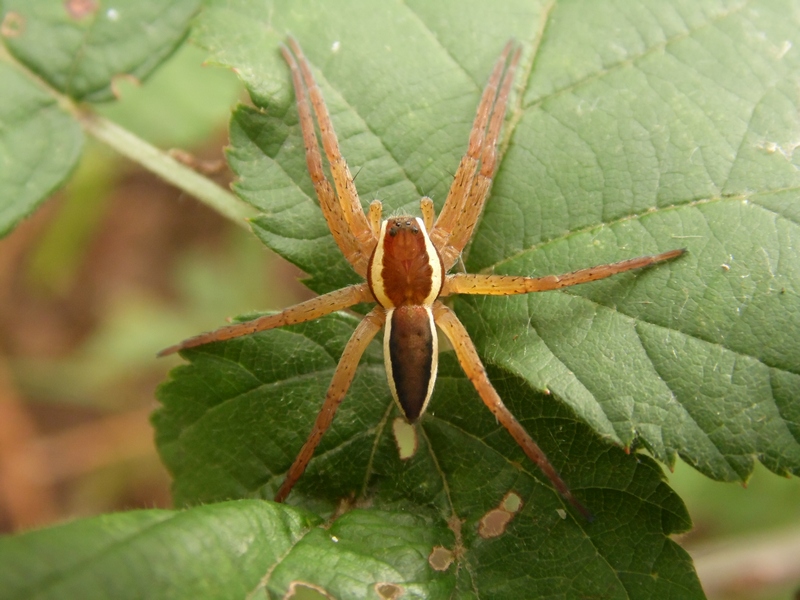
[156,0,798,596]
[156,315,700,597]
[2,0,201,102]
[0,501,452,599]
[187,0,800,478]
[0,0,203,236]
[0,61,83,236]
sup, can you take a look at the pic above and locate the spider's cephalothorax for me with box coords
[368,216,444,421]
[160,37,685,519]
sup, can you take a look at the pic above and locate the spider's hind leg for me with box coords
[433,301,593,521]
[158,283,375,356]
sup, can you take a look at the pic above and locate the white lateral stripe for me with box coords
[420,306,438,417]
[418,217,443,306]
[370,220,391,308]
[383,307,399,409]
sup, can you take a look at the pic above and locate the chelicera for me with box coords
[160,38,684,519]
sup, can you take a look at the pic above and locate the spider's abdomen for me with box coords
[368,216,444,421]
[384,305,438,421]
[367,217,444,309]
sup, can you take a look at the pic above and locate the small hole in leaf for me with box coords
[501,491,522,513]
[392,417,417,460]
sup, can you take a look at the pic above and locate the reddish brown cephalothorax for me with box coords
[160,38,685,520]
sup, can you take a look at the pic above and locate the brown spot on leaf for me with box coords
[64,0,98,19]
[478,491,523,539]
[110,73,141,100]
[283,581,334,600]
[428,545,454,571]
[392,417,417,460]
[1,12,25,37]
[375,582,403,599]
[478,508,513,538]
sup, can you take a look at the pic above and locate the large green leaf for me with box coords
[0,500,452,599]
[157,0,797,596]
[184,0,800,478]
[0,0,200,236]
[156,315,700,597]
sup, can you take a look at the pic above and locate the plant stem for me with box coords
[0,45,255,228]
[77,112,257,228]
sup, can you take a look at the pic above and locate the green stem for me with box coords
[0,45,256,228]
[77,112,257,228]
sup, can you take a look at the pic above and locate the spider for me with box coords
[160,38,684,520]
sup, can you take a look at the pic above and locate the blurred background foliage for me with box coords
[0,35,798,600]
[0,42,309,526]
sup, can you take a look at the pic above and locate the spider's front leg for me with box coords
[430,42,522,270]
[283,38,378,273]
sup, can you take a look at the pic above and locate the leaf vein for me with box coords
[522,0,751,110]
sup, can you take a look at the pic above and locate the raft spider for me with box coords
[160,38,685,519]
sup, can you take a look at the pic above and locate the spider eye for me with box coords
[411,225,419,234]
[389,226,399,236]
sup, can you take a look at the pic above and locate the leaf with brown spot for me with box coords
[0,504,454,599]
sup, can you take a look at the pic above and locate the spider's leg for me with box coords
[158,283,374,357]
[441,249,686,297]
[275,307,385,502]
[286,38,377,271]
[439,45,522,269]
[281,44,370,276]
[433,302,592,520]
[430,41,513,252]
